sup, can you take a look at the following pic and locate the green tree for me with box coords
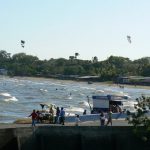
[127,96,150,142]
[75,52,79,59]
[0,50,11,68]
[133,57,150,75]
[92,56,98,63]
[11,53,39,76]
[69,56,75,62]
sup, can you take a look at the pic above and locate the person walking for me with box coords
[100,111,106,126]
[75,114,80,126]
[59,107,65,125]
[28,109,37,127]
[106,109,112,126]
[54,107,60,124]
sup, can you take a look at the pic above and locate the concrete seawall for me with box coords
[0,126,149,150]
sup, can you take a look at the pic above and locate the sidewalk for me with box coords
[0,119,131,129]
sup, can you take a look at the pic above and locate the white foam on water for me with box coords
[0,92,11,97]
[66,96,72,100]
[96,90,104,93]
[65,112,75,116]
[92,90,105,94]
[79,93,85,96]
[50,82,67,87]
[4,96,18,102]
[81,86,96,90]
[78,101,89,107]
[39,89,48,92]
[65,107,84,113]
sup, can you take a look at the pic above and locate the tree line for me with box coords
[0,50,150,81]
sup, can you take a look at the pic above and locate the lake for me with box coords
[0,76,149,123]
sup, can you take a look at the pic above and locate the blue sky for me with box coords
[0,0,150,61]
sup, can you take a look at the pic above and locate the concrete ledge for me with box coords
[0,126,149,150]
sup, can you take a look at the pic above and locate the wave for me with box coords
[65,106,84,113]
[65,96,72,100]
[50,82,67,87]
[4,96,18,102]
[39,89,48,92]
[81,87,96,90]
[0,92,18,102]
[0,92,11,97]
[78,101,89,107]
[92,90,105,94]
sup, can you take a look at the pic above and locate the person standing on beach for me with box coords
[59,107,65,125]
[106,110,112,126]
[49,107,54,123]
[100,111,106,126]
[75,114,80,126]
[28,109,37,127]
[54,107,60,124]
[83,109,87,115]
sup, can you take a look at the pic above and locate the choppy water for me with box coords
[0,76,149,123]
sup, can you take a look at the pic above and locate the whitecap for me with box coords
[65,107,84,113]
[96,90,104,93]
[78,101,89,107]
[79,93,85,96]
[65,95,72,100]
[4,96,18,102]
[39,89,48,92]
[0,92,11,97]
[81,87,96,90]
[65,112,75,116]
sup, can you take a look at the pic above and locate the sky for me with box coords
[0,0,150,61]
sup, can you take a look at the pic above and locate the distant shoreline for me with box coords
[3,75,150,90]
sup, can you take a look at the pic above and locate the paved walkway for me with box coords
[0,119,131,129]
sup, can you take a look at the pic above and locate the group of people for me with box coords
[28,107,66,127]
[28,108,113,127]
[100,110,112,126]
[54,107,65,125]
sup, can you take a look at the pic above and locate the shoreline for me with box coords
[5,76,150,90]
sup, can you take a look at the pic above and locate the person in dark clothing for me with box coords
[36,110,43,123]
[100,111,106,126]
[83,109,87,115]
[106,110,112,126]
[54,107,60,124]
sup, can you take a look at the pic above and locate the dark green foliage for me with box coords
[0,50,150,82]
[127,96,150,143]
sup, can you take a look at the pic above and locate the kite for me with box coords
[127,35,131,43]
[21,40,25,48]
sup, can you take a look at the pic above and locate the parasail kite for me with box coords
[21,40,25,48]
[127,35,131,43]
